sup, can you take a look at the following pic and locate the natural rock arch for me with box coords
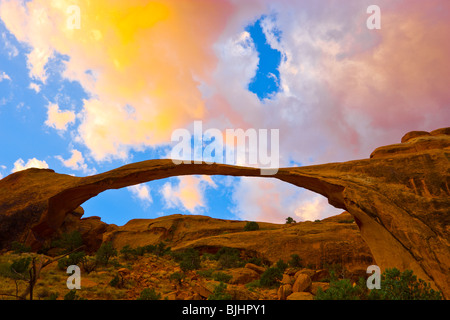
[0,128,449,298]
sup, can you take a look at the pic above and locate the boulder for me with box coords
[281,274,292,284]
[292,274,312,292]
[309,282,330,295]
[312,269,330,282]
[277,284,293,300]
[286,292,314,300]
[245,263,265,275]
[228,268,260,285]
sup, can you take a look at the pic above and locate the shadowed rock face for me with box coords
[0,128,449,297]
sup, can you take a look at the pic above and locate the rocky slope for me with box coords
[100,211,373,273]
[0,127,449,298]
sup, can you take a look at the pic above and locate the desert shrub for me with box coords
[52,231,83,253]
[81,256,97,274]
[285,217,296,224]
[368,268,442,300]
[196,269,214,279]
[64,289,86,300]
[45,292,59,300]
[246,257,263,266]
[314,219,321,223]
[315,277,367,300]
[109,275,120,288]
[338,219,355,224]
[208,282,231,300]
[213,272,232,283]
[169,272,185,285]
[58,251,86,270]
[259,267,282,288]
[11,241,31,254]
[315,268,442,300]
[154,242,171,257]
[244,221,259,231]
[137,288,161,300]
[95,242,117,266]
[275,259,288,273]
[215,247,243,269]
[120,245,138,260]
[245,280,260,291]
[177,248,201,271]
[288,254,302,268]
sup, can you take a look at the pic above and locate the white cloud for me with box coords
[128,184,153,207]
[56,149,94,174]
[0,164,6,179]
[1,32,19,58]
[161,175,217,214]
[11,158,49,173]
[45,102,76,131]
[231,177,342,223]
[29,82,41,93]
[0,71,11,82]
[27,47,53,83]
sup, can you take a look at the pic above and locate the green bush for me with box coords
[109,275,120,288]
[95,242,117,266]
[315,277,367,300]
[52,231,83,253]
[137,288,161,300]
[285,217,296,224]
[6,257,31,280]
[169,272,185,285]
[120,245,138,260]
[177,248,201,271]
[246,257,263,266]
[215,247,243,269]
[275,259,288,273]
[244,221,259,231]
[208,282,231,300]
[58,251,86,270]
[154,242,171,257]
[315,268,442,300]
[11,241,31,254]
[64,289,86,300]
[196,269,214,279]
[368,268,442,300]
[288,254,302,268]
[213,272,233,283]
[259,267,282,288]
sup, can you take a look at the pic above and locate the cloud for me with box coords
[0,0,235,161]
[0,71,11,82]
[1,31,19,58]
[45,102,76,131]
[11,158,49,173]
[161,175,217,214]
[29,82,41,93]
[56,149,94,174]
[231,177,342,223]
[128,183,153,208]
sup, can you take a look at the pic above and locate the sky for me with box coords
[0,0,449,226]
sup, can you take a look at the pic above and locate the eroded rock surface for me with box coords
[0,128,449,297]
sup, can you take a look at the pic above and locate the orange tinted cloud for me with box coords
[0,0,234,160]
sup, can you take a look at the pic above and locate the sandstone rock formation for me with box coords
[102,212,373,271]
[0,127,449,297]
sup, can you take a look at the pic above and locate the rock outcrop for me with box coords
[101,212,373,271]
[0,127,449,297]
